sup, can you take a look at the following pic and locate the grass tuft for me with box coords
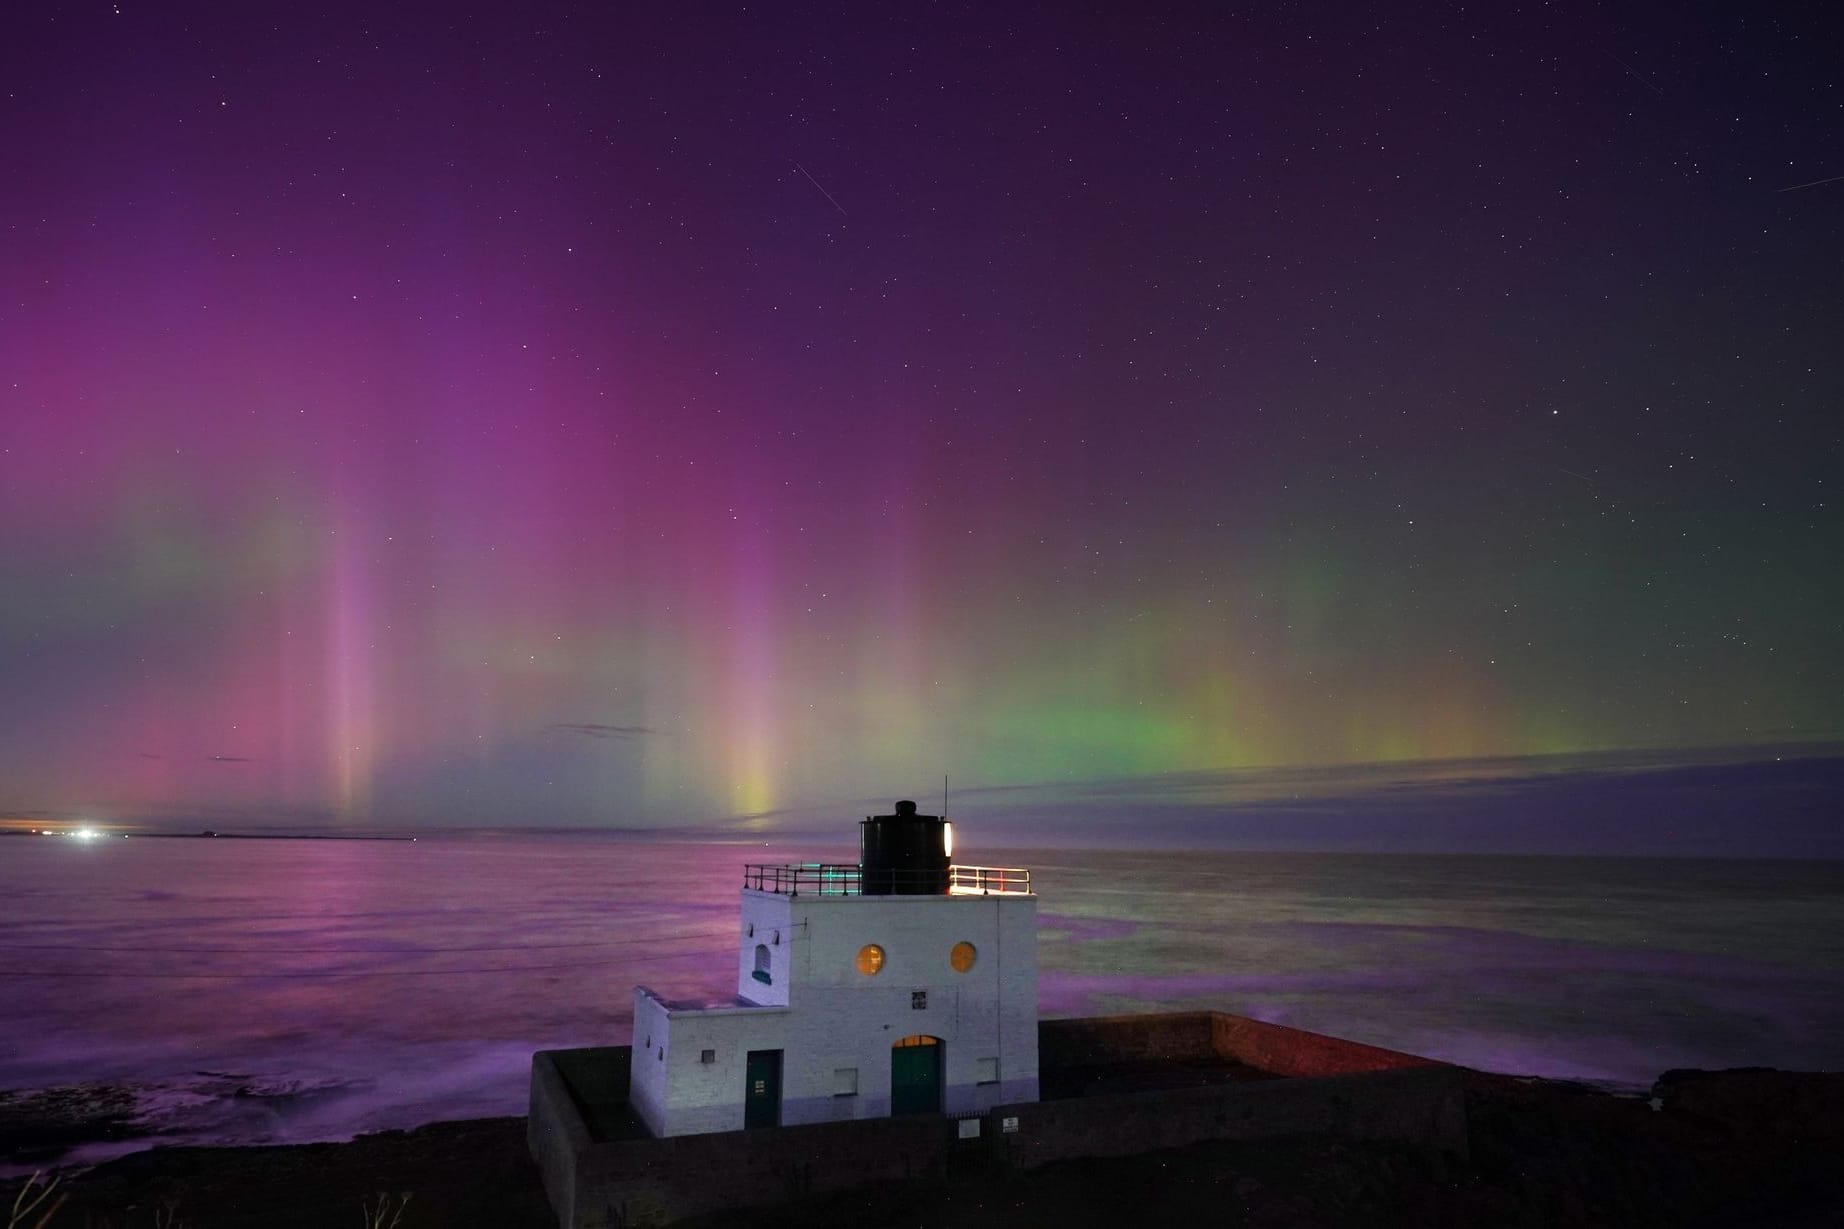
[360,1191,413,1229]
[7,1172,66,1229]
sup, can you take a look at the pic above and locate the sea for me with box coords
[3,832,1841,1171]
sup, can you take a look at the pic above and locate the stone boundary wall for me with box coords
[1040,1011,1222,1067]
[1039,1011,1442,1078]
[549,1046,634,1137]
[1211,1012,1440,1077]
[529,1050,599,1223]
[990,1064,1468,1169]
[531,1011,1469,1228]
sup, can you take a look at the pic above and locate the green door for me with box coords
[891,1036,942,1115]
[744,1049,781,1128]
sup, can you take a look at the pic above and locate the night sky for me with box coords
[2,2,1840,839]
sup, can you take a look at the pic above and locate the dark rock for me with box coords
[0,1084,139,1160]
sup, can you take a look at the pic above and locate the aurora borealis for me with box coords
[2,3,1840,836]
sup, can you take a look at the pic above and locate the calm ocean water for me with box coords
[3,832,1841,1168]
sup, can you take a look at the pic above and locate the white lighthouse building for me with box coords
[629,801,1039,1137]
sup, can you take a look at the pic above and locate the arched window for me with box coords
[753,943,772,984]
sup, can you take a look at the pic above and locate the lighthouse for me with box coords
[629,801,1039,1137]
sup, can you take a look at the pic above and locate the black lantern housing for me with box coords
[858,800,950,895]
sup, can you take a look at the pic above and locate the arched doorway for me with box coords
[891,1035,942,1115]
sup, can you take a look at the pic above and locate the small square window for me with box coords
[911,990,928,1010]
[832,1067,858,1096]
[976,1057,999,1085]
[701,1049,716,1064]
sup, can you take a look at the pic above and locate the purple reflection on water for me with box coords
[1035,914,1142,943]
[1,836,1839,1168]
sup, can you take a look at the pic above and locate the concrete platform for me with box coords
[529,1010,1468,1229]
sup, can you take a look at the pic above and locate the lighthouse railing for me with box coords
[742,862,1031,896]
[742,863,863,895]
[948,864,1032,895]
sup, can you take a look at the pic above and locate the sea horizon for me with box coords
[12,825,1844,862]
[9,742,1843,857]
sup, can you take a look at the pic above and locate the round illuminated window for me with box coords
[950,941,977,973]
[855,943,885,976]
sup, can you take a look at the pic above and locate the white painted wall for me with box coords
[631,990,792,1136]
[634,888,1039,1137]
[628,989,671,1135]
[735,892,793,1006]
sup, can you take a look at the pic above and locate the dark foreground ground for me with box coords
[5,1068,1841,1228]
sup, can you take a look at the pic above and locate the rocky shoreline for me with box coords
[0,1084,142,1171]
[4,1067,1841,1227]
